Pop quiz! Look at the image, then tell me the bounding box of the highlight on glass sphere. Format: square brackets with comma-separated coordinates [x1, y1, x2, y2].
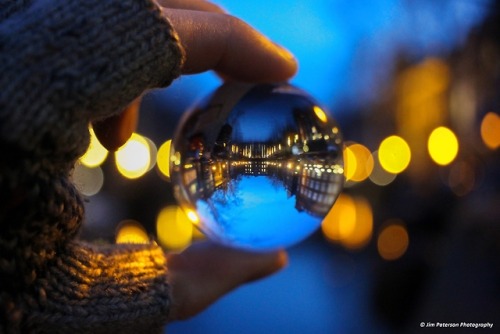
[171, 82, 344, 251]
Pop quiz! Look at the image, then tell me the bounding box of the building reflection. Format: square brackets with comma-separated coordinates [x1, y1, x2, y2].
[182, 157, 343, 217]
[179, 122, 343, 217]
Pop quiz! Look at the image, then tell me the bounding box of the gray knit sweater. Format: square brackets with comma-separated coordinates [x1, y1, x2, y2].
[0, 0, 184, 332]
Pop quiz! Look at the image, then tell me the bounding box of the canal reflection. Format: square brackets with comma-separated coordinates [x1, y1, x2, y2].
[172, 83, 344, 250]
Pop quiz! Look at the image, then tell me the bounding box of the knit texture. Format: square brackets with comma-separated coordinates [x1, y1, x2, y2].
[23, 243, 171, 333]
[0, 0, 184, 332]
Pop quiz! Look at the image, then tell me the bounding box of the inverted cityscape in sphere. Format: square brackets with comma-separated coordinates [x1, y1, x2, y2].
[171, 83, 344, 250]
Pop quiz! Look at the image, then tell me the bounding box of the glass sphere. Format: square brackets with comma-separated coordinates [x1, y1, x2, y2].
[171, 83, 344, 251]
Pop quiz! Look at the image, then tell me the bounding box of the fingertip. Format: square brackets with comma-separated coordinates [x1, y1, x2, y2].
[263, 249, 288, 276]
[167, 9, 298, 83]
[273, 43, 298, 76]
[276, 249, 289, 269]
[243, 248, 288, 281]
[218, 18, 298, 82]
[92, 98, 140, 151]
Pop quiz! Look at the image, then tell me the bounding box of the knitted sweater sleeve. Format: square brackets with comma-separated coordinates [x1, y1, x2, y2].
[26, 243, 171, 333]
[0, 0, 184, 332]
[0, 0, 183, 161]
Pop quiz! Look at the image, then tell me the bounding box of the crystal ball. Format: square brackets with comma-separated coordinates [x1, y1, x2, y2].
[171, 82, 344, 251]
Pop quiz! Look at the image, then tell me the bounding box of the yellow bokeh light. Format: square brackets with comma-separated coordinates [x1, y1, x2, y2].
[115, 133, 151, 179]
[156, 205, 193, 250]
[342, 196, 373, 250]
[313, 106, 328, 123]
[80, 126, 108, 167]
[344, 143, 373, 182]
[369, 151, 397, 186]
[116, 220, 149, 244]
[428, 126, 459, 166]
[157, 140, 172, 178]
[343, 146, 357, 181]
[321, 194, 373, 250]
[322, 194, 356, 241]
[377, 220, 409, 261]
[378, 135, 411, 174]
[480, 112, 500, 149]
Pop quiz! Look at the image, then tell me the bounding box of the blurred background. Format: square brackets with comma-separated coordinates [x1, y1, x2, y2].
[75, 0, 500, 333]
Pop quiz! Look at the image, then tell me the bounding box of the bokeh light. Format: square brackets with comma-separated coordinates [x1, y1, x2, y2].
[480, 112, 500, 149]
[428, 126, 459, 166]
[79, 126, 108, 168]
[321, 193, 373, 250]
[115, 133, 151, 179]
[322, 193, 355, 242]
[343, 145, 357, 181]
[144, 136, 158, 172]
[377, 220, 409, 261]
[368, 151, 397, 186]
[156, 205, 193, 250]
[344, 143, 374, 182]
[378, 135, 411, 174]
[157, 139, 172, 179]
[115, 220, 149, 244]
[72, 162, 104, 196]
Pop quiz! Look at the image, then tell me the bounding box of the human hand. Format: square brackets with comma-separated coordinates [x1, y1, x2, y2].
[157, 0, 297, 81]
[166, 241, 288, 321]
[94, 0, 294, 320]
[94, 0, 297, 151]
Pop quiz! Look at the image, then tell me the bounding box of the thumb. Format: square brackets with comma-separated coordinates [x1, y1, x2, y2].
[92, 97, 141, 151]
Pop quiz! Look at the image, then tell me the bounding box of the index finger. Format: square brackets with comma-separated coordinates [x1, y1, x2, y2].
[162, 8, 298, 82]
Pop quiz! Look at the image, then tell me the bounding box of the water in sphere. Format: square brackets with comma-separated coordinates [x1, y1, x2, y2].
[171, 83, 344, 251]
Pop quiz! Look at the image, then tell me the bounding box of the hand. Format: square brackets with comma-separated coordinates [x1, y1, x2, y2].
[158, 0, 297, 81]
[95, 0, 294, 320]
[166, 241, 288, 321]
[95, 0, 297, 151]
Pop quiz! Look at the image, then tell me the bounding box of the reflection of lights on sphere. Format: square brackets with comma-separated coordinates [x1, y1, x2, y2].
[170, 83, 344, 251]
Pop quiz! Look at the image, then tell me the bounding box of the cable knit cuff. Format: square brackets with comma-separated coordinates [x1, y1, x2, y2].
[23, 242, 170, 333]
